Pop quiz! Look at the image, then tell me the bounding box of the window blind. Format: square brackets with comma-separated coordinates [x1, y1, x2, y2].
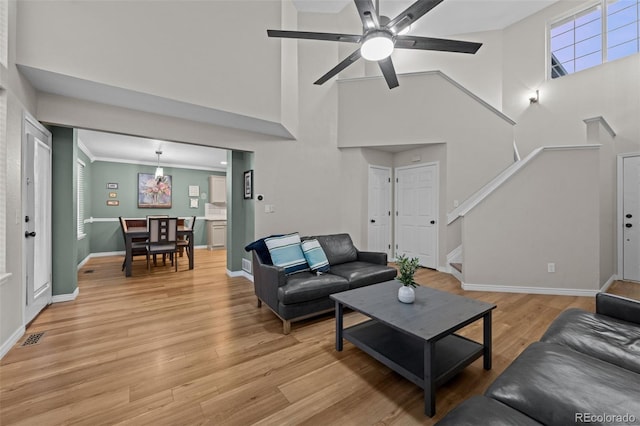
[0, 91, 6, 273]
[77, 159, 86, 239]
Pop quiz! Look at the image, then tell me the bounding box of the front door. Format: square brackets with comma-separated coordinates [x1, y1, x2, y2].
[623, 155, 640, 281]
[368, 166, 392, 257]
[24, 116, 52, 324]
[395, 163, 438, 269]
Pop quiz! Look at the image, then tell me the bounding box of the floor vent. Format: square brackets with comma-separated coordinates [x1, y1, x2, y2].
[21, 332, 45, 347]
[242, 258, 252, 274]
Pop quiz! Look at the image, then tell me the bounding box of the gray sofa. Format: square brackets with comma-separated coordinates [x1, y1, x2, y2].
[436, 292, 640, 425]
[250, 233, 397, 334]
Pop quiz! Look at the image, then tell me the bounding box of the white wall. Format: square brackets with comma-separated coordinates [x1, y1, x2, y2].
[338, 71, 515, 212]
[585, 119, 617, 285]
[1, 0, 39, 356]
[462, 147, 602, 293]
[501, 1, 640, 157]
[16, 0, 284, 123]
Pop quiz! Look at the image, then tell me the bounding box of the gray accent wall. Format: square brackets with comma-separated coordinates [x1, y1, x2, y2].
[84, 161, 224, 254]
[227, 150, 254, 272]
[51, 126, 78, 296]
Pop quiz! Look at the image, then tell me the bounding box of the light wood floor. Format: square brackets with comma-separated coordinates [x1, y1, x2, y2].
[1, 250, 637, 425]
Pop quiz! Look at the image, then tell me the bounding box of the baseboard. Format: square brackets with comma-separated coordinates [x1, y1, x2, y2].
[0, 325, 25, 360]
[52, 287, 80, 303]
[90, 251, 125, 258]
[226, 269, 254, 282]
[449, 267, 463, 283]
[77, 255, 91, 270]
[600, 274, 618, 293]
[461, 282, 601, 297]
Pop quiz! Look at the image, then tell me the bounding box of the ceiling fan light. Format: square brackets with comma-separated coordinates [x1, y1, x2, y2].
[361, 32, 394, 61]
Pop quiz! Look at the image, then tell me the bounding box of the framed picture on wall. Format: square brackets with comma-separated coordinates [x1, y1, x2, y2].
[138, 173, 172, 208]
[244, 170, 253, 199]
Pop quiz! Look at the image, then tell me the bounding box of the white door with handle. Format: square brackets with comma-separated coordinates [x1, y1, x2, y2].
[368, 166, 392, 257]
[24, 116, 52, 324]
[623, 155, 640, 281]
[395, 163, 438, 269]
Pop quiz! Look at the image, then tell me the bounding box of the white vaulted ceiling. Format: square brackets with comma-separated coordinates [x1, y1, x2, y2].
[292, 0, 558, 37]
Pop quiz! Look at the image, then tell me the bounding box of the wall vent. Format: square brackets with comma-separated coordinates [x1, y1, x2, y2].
[242, 258, 252, 274]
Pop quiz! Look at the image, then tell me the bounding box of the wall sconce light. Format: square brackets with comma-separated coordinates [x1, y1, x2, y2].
[529, 90, 540, 104]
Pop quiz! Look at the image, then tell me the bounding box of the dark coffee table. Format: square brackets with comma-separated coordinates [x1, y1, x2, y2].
[330, 280, 496, 417]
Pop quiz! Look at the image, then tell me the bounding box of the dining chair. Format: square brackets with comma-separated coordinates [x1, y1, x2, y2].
[119, 216, 147, 271]
[146, 215, 169, 230]
[147, 217, 179, 272]
[146, 215, 170, 264]
[177, 216, 196, 259]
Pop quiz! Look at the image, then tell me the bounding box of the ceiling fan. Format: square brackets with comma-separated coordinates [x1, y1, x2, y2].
[267, 0, 482, 89]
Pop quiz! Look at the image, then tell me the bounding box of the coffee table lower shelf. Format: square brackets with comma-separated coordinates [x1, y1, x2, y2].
[344, 319, 484, 393]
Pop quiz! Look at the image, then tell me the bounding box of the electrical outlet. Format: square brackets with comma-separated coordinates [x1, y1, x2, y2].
[547, 263, 556, 273]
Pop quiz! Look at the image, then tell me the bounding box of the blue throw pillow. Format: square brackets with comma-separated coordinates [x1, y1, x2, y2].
[301, 239, 330, 273]
[244, 234, 283, 265]
[265, 233, 310, 275]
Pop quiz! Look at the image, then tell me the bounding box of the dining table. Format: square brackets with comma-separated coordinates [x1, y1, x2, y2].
[123, 222, 194, 277]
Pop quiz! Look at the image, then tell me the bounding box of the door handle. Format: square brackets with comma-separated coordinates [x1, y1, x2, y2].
[25, 231, 36, 238]
[625, 223, 633, 228]
[626, 214, 633, 218]
[430, 220, 436, 225]
[370, 219, 376, 223]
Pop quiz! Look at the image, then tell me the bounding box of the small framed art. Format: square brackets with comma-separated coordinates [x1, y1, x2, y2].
[244, 170, 253, 199]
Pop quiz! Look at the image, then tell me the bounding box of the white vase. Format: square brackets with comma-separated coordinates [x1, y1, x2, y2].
[398, 285, 415, 304]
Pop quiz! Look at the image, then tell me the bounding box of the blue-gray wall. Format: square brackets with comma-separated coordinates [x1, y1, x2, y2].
[80, 160, 224, 256]
[52, 126, 78, 296]
[227, 151, 254, 271]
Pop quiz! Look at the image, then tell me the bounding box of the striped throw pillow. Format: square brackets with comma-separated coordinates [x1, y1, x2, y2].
[265, 233, 310, 275]
[301, 239, 330, 273]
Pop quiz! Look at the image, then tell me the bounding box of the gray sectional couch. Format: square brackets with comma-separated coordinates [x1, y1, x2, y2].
[250, 233, 397, 334]
[436, 292, 640, 425]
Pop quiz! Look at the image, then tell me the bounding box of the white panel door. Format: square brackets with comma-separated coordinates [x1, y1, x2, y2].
[368, 166, 392, 257]
[395, 163, 438, 269]
[24, 120, 52, 324]
[623, 156, 640, 281]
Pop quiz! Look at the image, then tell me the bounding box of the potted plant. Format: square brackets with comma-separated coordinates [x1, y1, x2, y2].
[396, 254, 420, 303]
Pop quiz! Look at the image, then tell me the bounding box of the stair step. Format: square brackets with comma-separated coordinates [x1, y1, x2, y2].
[450, 262, 463, 273]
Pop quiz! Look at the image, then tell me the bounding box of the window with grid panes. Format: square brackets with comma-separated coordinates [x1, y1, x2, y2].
[550, 0, 640, 78]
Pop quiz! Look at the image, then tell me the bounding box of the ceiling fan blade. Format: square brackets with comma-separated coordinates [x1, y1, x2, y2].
[386, 0, 444, 34]
[267, 30, 361, 43]
[354, 0, 380, 30]
[378, 57, 399, 89]
[314, 49, 362, 85]
[395, 35, 482, 54]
